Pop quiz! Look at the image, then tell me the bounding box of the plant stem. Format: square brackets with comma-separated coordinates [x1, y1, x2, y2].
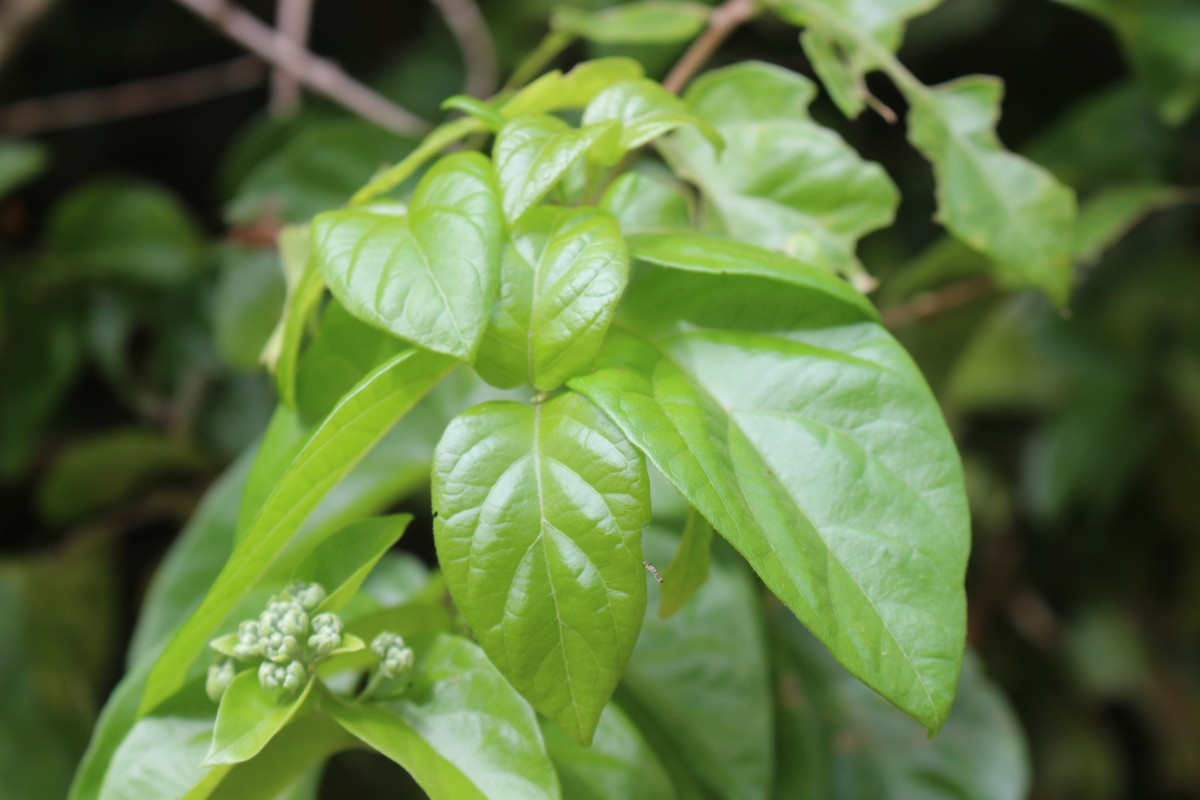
[169, 0, 431, 136]
[881, 276, 994, 329]
[662, 0, 758, 95]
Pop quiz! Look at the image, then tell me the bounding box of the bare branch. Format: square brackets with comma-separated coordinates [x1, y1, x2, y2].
[169, 0, 431, 136]
[0, 57, 265, 136]
[663, 0, 758, 95]
[271, 0, 315, 115]
[429, 0, 498, 98]
[881, 276, 994, 329]
[0, 0, 57, 69]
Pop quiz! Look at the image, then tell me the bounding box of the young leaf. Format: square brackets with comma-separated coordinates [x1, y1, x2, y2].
[600, 172, 693, 234]
[661, 62, 898, 278]
[620, 526, 774, 800]
[493, 115, 619, 223]
[551, 1, 710, 44]
[582, 79, 722, 152]
[432, 393, 651, 744]
[475, 206, 630, 390]
[502, 58, 645, 117]
[142, 348, 455, 713]
[571, 268, 970, 732]
[204, 671, 314, 766]
[262, 224, 325, 410]
[313, 152, 503, 360]
[292, 514, 412, 613]
[905, 76, 1077, 304]
[541, 703, 675, 800]
[322, 634, 561, 800]
[657, 508, 714, 619]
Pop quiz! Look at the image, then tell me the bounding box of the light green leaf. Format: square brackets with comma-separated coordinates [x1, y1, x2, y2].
[46, 179, 208, 286]
[204, 672, 314, 766]
[502, 58, 645, 117]
[314, 152, 504, 360]
[37, 429, 208, 526]
[1053, 0, 1200, 124]
[600, 171, 692, 234]
[905, 76, 1077, 303]
[626, 230, 878, 317]
[262, 225, 325, 410]
[432, 393, 651, 744]
[494, 115, 619, 223]
[293, 514, 412, 613]
[142, 348, 456, 713]
[657, 508, 713, 618]
[551, 1, 710, 43]
[773, 613, 1029, 800]
[582, 78, 722, 151]
[0, 139, 48, 199]
[661, 62, 898, 277]
[349, 116, 485, 207]
[541, 703, 675, 800]
[620, 526, 773, 800]
[207, 714, 355, 800]
[98, 715, 221, 800]
[1072, 182, 1192, 264]
[571, 268, 970, 731]
[475, 206, 629, 391]
[322, 634, 561, 800]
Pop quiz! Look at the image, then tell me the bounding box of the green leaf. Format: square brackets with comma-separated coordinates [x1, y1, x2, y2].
[204, 672, 314, 766]
[620, 526, 773, 800]
[582, 78, 722, 151]
[226, 120, 416, 224]
[661, 62, 898, 278]
[262, 225, 325, 410]
[571, 268, 970, 731]
[314, 152, 503, 360]
[213, 244, 287, 369]
[0, 138, 48, 199]
[541, 703, 675, 800]
[657, 508, 713, 618]
[207, 714, 355, 800]
[98, 715, 222, 800]
[600, 171, 692, 234]
[1053, 0, 1200, 124]
[551, 2, 710, 43]
[905, 76, 1077, 303]
[37, 429, 208, 526]
[1072, 182, 1192, 264]
[322, 634, 561, 800]
[502, 58, 645, 117]
[293, 514, 412, 612]
[772, 614, 1030, 800]
[475, 206, 630, 391]
[493, 115, 619, 223]
[45, 179, 208, 286]
[349, 116, 485, 206]
[432, 392, 651, 744]
[142, 348, 456, 713]
[626, 230, 878, 317]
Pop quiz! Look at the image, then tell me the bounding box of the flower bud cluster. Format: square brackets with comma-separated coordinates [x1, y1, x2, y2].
[207, 581, 345, 700]
[371, 632, 415, 681]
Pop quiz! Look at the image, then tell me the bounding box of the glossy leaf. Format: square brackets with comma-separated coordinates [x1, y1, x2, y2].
[551, 2, 710, 44]
[204, 671, 314, 766]
[620, 526, 774, 800]
[582, 78, 721, 151]
[314, 152, 503, 360]
[322, 634, 561, 800]
[657, 508, 713, 618]
[293, 514, 412, 612]
[572, 268, 970, 731]
[475, 206, 629, 390]
[502, 58, 644, 117]
[600, 171, 692, 234]
[432, 393, 651, 744]
[662, 62, 898, 277]
[541, 703, 675, 800]
[142, 348, 455, 712]
[905, 76, 1077, 303]
[493, 115, 618, 223]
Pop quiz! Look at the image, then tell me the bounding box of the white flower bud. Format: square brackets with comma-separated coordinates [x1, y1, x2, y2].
[232, 620, 263, 660]
[282, 660, 307, 692]
[371, 632, 414, 681]
[206, 659, 238, 701]
[307, 612, 344, 657]
[285, 581, 327, 611]
[259, 661, 283, 690]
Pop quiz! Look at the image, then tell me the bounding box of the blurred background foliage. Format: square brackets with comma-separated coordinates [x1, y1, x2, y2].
[1, 0, 1197, 798]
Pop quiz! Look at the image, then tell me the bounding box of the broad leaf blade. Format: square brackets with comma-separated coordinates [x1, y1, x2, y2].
[204, 672, 314, 766]
[322, 634, 561, 800]
[293, 514, 412, 612]
[502, 58, 645, 117]
[600, 172, 693, 234]
[541, 703, 675, 800]
[475, 207, 630, 391]
[657, 508, 714, 619]
[572, 268, 970, 731]
[551, 2, 710, 44]
[432, 393, 651, 744]
[314, 152, 503, 360]
[583, 79, 721, 151]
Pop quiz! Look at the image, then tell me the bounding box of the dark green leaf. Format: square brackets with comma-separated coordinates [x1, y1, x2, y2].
[432, 392, 651, 744]
[213, 244, 287, 369]
[541, 703, 675, 800]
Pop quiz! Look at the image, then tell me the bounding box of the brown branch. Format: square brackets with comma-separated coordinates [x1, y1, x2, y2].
[169, 0, 431, 136]
[0, 57, 265, 136]
[881, 276, 994, 329]
[270, 0, 315, 115]
[429, 0, 498, 99]
[662, 0, 758, 95]
[0, 0, 57, 68]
